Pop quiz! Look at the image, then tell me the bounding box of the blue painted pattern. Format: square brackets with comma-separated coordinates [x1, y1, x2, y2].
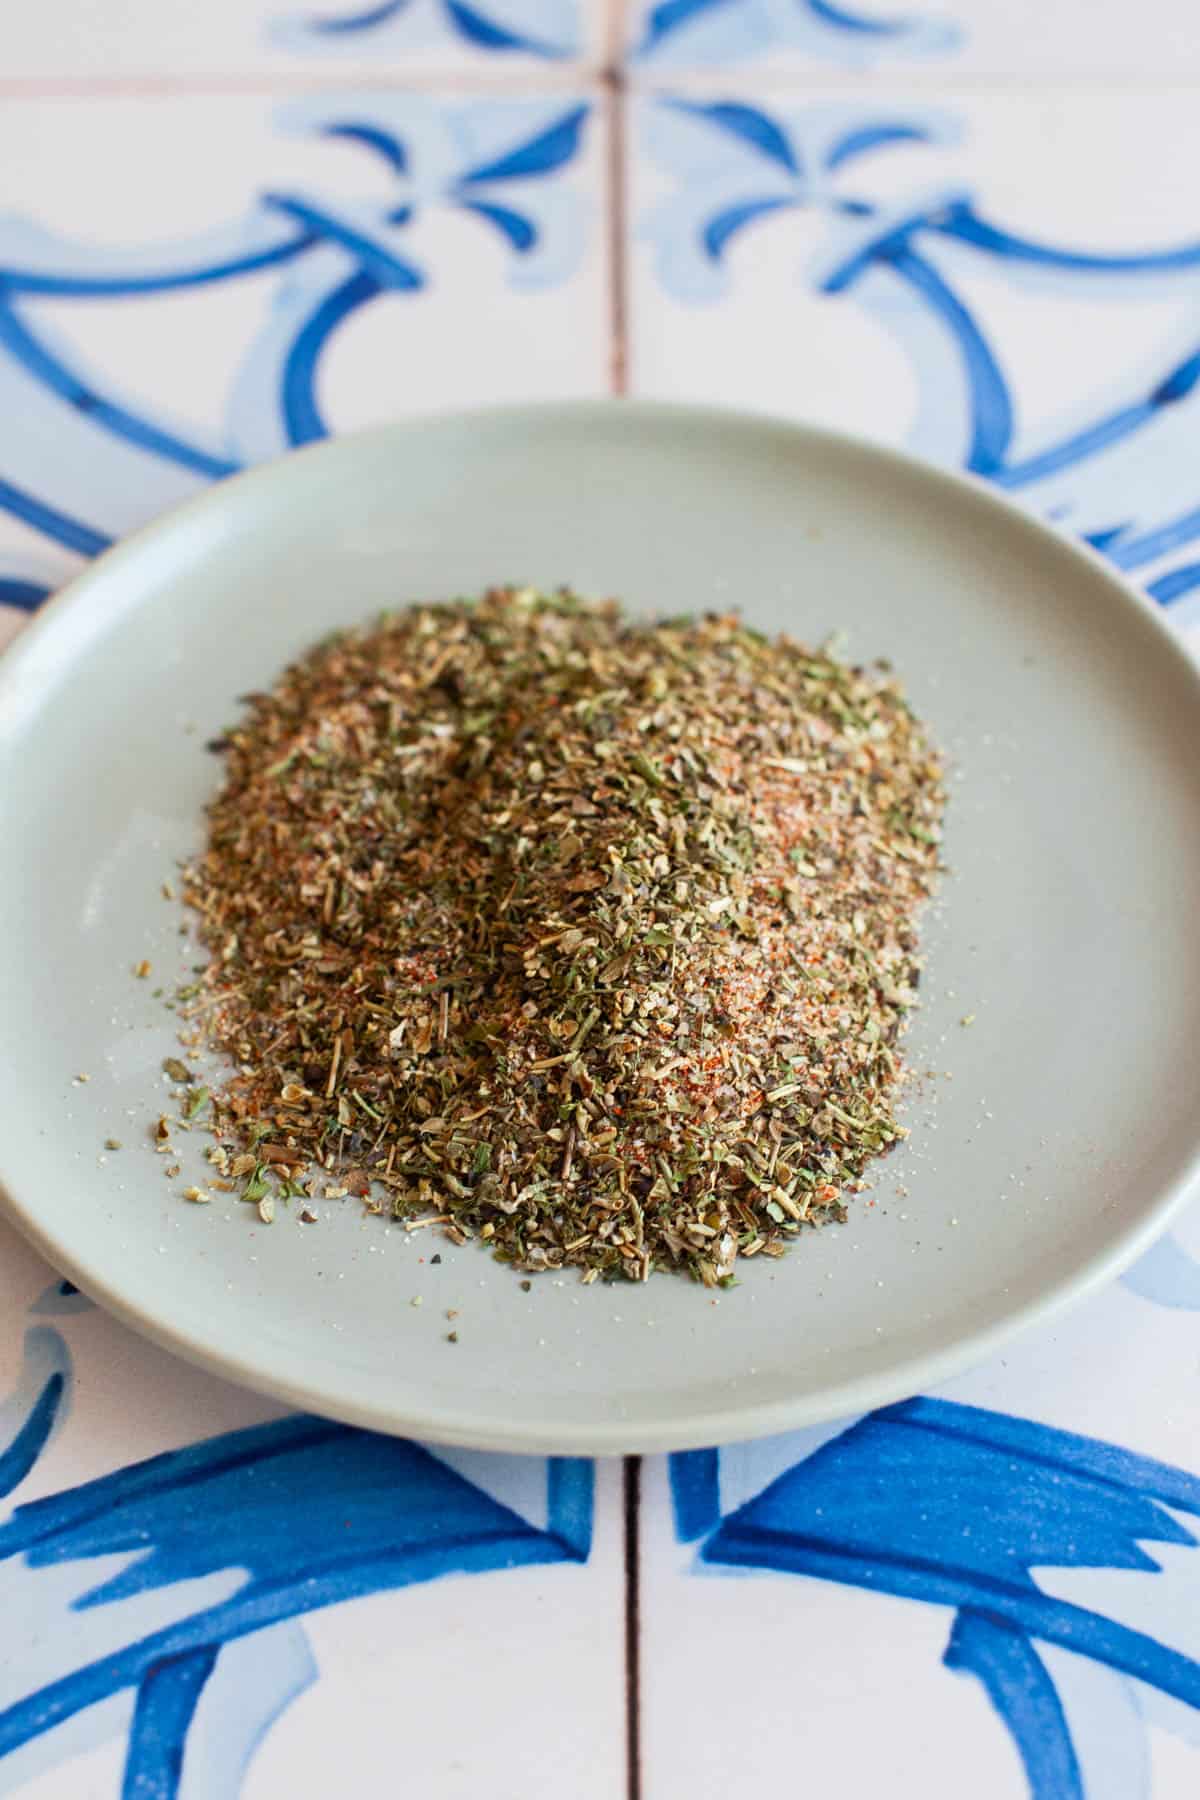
[270, 0, 581, 59]
[631, 0, 960, 65]
[639, 95, 1200, 613]
[672, 1398, 1200, 1798]
[0, 1310, 592, 1794]
[0, 93, 591, 584]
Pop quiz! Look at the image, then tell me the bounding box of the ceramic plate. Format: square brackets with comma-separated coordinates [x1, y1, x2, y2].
[3, 402, 1200, 1454]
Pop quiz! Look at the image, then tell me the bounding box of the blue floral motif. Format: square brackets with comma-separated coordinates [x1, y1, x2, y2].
[640, 95, 1200, 610]
[0, 1311, 592, 1795]
[270, 0, 580, 60]
[631, 0, 960, 67]
[639, 97, 962, 301]
[672, 1398, 1200, 1799]
[0, 94, 591, 584]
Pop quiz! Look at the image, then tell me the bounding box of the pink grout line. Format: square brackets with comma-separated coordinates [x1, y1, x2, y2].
[604, 0, 630, 397]
[611, 26, 640, 1798]
[0, 67, 607, 101]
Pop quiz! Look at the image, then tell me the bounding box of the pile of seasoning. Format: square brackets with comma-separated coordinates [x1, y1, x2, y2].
[176, 587, 944, 1285]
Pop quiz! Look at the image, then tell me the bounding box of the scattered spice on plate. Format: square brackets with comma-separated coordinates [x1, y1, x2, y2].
[176, 588, 944, 1285]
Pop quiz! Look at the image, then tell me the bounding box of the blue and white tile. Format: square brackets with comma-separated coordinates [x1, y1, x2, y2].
[629, 85, 1200, 638]
[626, 0, 962, 74]
[908, 0, 1200, 79]
[0, 615, 23, 653]
[0, 88, 608, 606]
[0, 1223, 624, 1799]
[2, 0, 598, 82]
[624, 0, 1200, 77]
[641, 1238, 1200, 1798]
[17, 0, 1199, 81]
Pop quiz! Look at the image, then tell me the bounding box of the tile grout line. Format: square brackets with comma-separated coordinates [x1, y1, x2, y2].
[622, 1453, 643, 1800]
[603, 0, 630, 397]
[6, 69, 1200, 98]
[607, 18, 640, 1797]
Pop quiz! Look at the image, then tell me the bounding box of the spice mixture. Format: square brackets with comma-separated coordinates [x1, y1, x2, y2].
[175, 588, 944, 1285]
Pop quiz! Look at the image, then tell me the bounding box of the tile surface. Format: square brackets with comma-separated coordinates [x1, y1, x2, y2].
[3, 0, 600, 81]
[624, 0, 1200, 76]
[0, 87, 609, 598]
[2, 2, 1200, 1795]
[629, 85, 1200, 624]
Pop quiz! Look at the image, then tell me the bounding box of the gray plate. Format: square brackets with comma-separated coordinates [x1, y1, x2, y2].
[3, 402, 1200, 1454]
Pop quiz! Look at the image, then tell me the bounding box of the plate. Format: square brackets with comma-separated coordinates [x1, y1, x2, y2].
[3, 401, 1200, 1455]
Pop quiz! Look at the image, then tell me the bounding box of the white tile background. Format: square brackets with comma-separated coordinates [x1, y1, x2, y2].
[2, 3, 1200, 1796]
[0, 0, 604, 81]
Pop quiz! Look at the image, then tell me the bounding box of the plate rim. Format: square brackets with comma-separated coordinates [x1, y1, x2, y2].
[3, 396, 1200, 1455]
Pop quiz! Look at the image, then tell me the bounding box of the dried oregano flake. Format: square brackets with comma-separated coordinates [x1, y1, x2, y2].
[176, 588, 944, 1285]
